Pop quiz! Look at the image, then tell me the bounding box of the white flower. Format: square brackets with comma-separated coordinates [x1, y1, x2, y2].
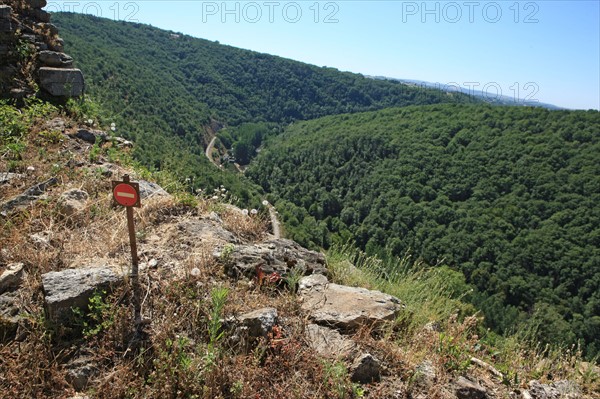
[250, 209, 258, 215]
[110, 126, 116, 132]
[110, 122, 116, 128]
[221, 193, 226, 197]
[242, 209, 249, 216]
[262, 200, 269, 206]
[212, 195, 218, 200]
[87, 119, 93, 125]
[221, 187, 226, 192]
[190, 267, 200, 277]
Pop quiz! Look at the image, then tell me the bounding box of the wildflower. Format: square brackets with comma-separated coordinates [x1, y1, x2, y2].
[242, 209, 249, 216]
[262, 200, 269, 206]
[87, 119, 93, 125]
[212, 195, 218, 200]
[250, 209, 258, 215]
[190, 267, 200, 277]
[110, 126, 116, 132]
[221, 187, 226, 192]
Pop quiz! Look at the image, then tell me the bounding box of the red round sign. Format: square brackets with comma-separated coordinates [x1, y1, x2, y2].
[113, 183, 139, 207]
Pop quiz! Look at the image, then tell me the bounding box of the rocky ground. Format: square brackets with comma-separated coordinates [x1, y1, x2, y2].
[1, 112, 598, 398]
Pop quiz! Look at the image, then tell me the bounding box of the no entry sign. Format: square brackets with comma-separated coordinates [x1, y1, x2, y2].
[111, 174, 143, 331]
[112, 179, 141, 207]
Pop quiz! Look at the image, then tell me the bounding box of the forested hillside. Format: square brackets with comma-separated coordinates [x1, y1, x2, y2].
[247, 104, 600, 358]
[52, 13, 475, 193]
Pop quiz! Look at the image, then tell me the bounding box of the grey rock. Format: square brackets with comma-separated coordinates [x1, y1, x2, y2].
[41, 265, 122, 323]
[0, 263, 25, 294]
[178, 220, 237, 245]
[0, 5, 11, 18]
[0, 290, 25, 342]
[298, 274, 328, 293]
[300, 282, 402, 331]
[74, 128, 106, 144]
[0, 6, 12, 32]
[350, 353, 381, 384]
[38, 50, 73, 67]
[551, 380, 581, 398]
[58, 189, 89, 217]
[524, 380, 562, 399]
[138, 180, 170, 199]
[0, 172, 23, 184]
[455, 376, 487, 399]
[66, 356, 96, 391]
[305, 323, 356, 359]
[0, 177, 58, 213]
[39, 67, 84, 97]
[221, 238, 327, 279]
[237, 307, 278, 337]
[29, 0, 48, 9]
[21, 33, 37, 43]
[412, 360, 437, 391]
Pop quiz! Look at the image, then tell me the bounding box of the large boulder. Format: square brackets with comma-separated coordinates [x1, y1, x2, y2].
[299, 276, 403, 331]
[39, 67, 84, 97]
[220, 238, 327, 279]
[41, 265, 123, 323]
[38, 51, 73, 68]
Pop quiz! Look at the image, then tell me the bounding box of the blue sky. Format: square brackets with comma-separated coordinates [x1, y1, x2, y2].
[47, 1, 600, 110]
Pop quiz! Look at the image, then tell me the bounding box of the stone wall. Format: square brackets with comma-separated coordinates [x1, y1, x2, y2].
[0, 0, 84, 100]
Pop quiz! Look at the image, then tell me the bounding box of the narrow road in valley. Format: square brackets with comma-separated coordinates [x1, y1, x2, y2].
[205, 136, 218, 167]
[268, 205, 281, 239]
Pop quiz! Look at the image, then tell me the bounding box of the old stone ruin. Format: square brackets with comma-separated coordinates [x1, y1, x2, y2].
[0, 0, 84, 100]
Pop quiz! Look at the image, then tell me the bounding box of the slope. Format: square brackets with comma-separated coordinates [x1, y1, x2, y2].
[247, 103, 600, 358]
[51, 13, 477, 191]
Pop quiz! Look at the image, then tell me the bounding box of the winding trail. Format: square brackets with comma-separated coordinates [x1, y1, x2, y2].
[268, 205, 281, 239]
[205, 136, 218, 167]
[204, 136, 281, 238]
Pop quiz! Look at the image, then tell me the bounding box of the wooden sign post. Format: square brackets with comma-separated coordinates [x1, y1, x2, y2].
[112, 174, 142, 329]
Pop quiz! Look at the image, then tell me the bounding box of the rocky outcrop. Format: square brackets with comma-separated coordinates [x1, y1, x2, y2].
[41, 265, 123, 323]
[454, 376, 487, 399]
[39, 67, 84, 97]
[0, 177, 58, 214]
[220, 238, 327, 279]
[1, 0, 84, 100]
[299, 275, 403, 331]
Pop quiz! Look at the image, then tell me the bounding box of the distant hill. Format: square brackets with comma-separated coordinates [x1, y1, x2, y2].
[247, 103, 600, 358]
[52, 12, 477, 186]
[369, 76, 564, 110]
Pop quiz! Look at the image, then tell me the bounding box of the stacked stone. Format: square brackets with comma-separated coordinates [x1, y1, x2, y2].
[0, 5, 14, 58]
[23, 0, 85, 97]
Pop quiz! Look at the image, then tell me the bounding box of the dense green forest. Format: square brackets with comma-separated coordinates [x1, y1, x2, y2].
[52, 13, 475, 194]
[247, 104, 600, 358]
[51, 13, 600, 358]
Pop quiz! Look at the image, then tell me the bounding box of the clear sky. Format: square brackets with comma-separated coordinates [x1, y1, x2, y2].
[47, 0, 600, 110]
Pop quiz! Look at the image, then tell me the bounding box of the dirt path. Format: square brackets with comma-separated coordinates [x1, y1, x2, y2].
[268, 205, 281, 239]
[205, 136, 218, 167]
